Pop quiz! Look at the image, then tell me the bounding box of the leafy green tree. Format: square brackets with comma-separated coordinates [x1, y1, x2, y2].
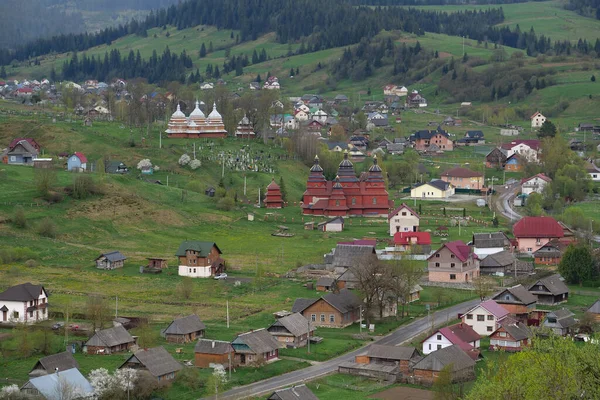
[279, 177, 287, 202]
[13, 206, 27, 229]
[537, 119, 557, 138]
[524, 192, 544, 216]
[559, 244, 595, 286]
[433, 364, 460, 400]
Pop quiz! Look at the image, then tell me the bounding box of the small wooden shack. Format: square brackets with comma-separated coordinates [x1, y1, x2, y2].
[95, 251, 127, 270]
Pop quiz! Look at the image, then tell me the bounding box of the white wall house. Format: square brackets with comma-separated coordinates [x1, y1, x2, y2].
[0, 283, 48, 324]
[531, 112, 546, 128]
[422, 323, 480, 355]
[507, 143, 540, 163]
[521, 173, 552, 195]
[312, 110, 328, 124]
[294, 110, 309, 122]
[461, 300, 510, 336]
[178, 265, 213, 278]
[388, 203, 420, 236]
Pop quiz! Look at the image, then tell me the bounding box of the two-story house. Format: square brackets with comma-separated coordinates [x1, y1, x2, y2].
[388, 203, 420, 236]
[0, 283, 48, 324]
[176, 241, 225, 278]
[427, 241, 480, 283]
[492, 285, 537, 323]
[501, 140, 541, 163]
[292, 289, 361, 328]
[440, 167, 483, 190]
[513, 216, 564, 254]
[410, 129, 453, 152]
[521, 173, 552, 195]
[528, 274, 569, 305]
[530, 112, 546, 128]
[267, 312, 315, 348]
[489, 322, 532, 352]
[422, 322, 480, 357]
[461, 300, 510, 336]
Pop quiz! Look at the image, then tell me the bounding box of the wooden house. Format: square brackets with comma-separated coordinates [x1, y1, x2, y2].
[119, 346, 182, 382]
[587, 300, 600, 322]
[318, 216, 344, 232]
[231, 329, 280, 366]
[411, 345, 475, 385]
[355, 345, 420, 374]
[83, 325, 136, 354]
[492, 285, 537, 323]
[267, 312, 314, 348]
[479, 250, 517, 275]
[67, 152, 87, 172]
[176, 241, 224, 278]
[95, 251, 126, 270]
[4, 138, 40, 165]
[316, 277, 335, 292]
[147, 258, 168, 270]
[533, 240, 565, 265]
[542, 309, 576, 336]
[504, 154, 523, 172]
[528, 274, 569, 305]
[195, 339, 235, 368]
[292, 289, 362, 328]
[21, 368, 94, 399]
[267, 384, 318, 400]
[489, 322, 532, 352]
[485, 147, 508, 168]
[163, 314, 206, 343]
[29, 352, 79, 377]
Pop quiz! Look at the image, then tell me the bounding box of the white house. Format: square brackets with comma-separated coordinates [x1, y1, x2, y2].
[585, 163, 600, 182]
[294, 110, 309, 122]
[0, 283, 48, 324]
[318, 216, 344, 232]
[530, 112, 546, 128]
[461, 300, 510, 336]
[388, 203, 420, 236]
[200, 83, 214, 90]
[296, 104, 310, 113]
[472, 232, 510, 257]
[312, 109, 328, 124]
[502, 140, 541, 163]
[411, 180, 455, 199]
[422, 323, 480, 355]
[521, 173, 552, 195]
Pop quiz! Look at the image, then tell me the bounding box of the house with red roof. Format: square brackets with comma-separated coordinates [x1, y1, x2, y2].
[460, 300, 510, 336]
[513, 216, 563, 254]
[501, 140, 541, 163]
[388, 203, 419, 236]
[521, 173, 552, 195]
[422, 322, 480, 359]
[440, 167, 483, 190]
[393, 232, 431, 254]
[67, 152, 87, 172]
[15, 87, 33, 97]
[427, 241, 480, 283]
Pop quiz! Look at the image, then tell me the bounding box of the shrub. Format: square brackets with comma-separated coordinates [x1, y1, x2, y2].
[13, 206, 27, 228]
[72, 175, 95, 199]
[217, 196, 235, 211]
[43, 191, 64, 203]
[189, 159, 201, 170]
[178, 154, 191, 166]
[24, 259, 37, 268]
[37, 218, 57, 238]
[186, 181, 204, 193]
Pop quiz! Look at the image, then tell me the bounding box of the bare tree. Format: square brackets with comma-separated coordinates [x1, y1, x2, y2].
[86, 295, 111, 331]
[390, 257, 424, 318]
[472, 275, 496, 300]
[177, 277, 194, 300]
[54, 375, 83, 400]
[351, 256, 391, 324]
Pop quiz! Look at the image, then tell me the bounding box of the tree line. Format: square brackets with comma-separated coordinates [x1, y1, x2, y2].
[564, 0, 600, 19]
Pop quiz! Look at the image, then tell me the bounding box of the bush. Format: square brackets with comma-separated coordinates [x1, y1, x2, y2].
[186, 181, 204, 193]
[24, 259, 37, 268]
[176, 368, 204, 390]
[43, 191, 64, 203]
[0, 247, 35, 264]
[13, 206, 27, 228]
[217, 196, 235, 211]
[72, 175, 96, 199]
[37, 218, 57, 238]
[189, 159, 201, 170]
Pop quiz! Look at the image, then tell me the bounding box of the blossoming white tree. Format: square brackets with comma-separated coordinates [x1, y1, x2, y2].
[189, 159, 201, 170]
[89, 367, 138, 399]
[179, 154, 191, 166]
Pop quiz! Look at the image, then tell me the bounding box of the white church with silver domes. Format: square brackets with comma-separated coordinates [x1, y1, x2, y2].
[165, 101, 228, 138]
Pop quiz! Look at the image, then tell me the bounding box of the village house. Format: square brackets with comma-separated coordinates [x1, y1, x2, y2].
[95, 251, 126, 270]
[528, 274, 569, 305]
[105, 161, 129, 174]
[504, 154, 524, 172]
[267, 384, 319, 400]
[410, 129, 453, 152]
[440, 167, 483, 190]
[585, 162, 600, 182]
[489, 322, 532, 352]
[521, 173, 552, 195]
[501, 140, 541, 163]
[355, 345, 420, 375]
[264, 178, 284, 208]
[176, 241, 225, 278]
[461, 300, 510, 336]
[533, 240, 565, 265]
[29, 352, 79, 377]
[267, 312, 314, 348]
[427, 241, 480, 283]
[292, 289, 362, 328]
[479, 250, 518, 275]
[388, 203, 420, 236]
[119, 347, 182, 382]
[318, 216, 344, 232]
[2, 138, 40, 165]
[485, 147, 508, 169]
[586, 300, 600, 322]
[422, 323, 480, 358]
[542, 309, 576, 336]
[325, 243, 378, 272]
[21, 368, 94, 399]
[0, 283, 48, 324]
[456, 131, 485, 146]
[163, 314, 206, 343]
[513, 216, 564, 254]
[411, 345, 476, 385]
[231, 328, 280, 366]
[195, 339, 235, 368]
[383, 85, 408, 97]
[472, 232, 510, 257]
[147, 257, 168, 270]
[530, 111, 546, 128]
[83, 325, 136, 354]
[67, 152, 87, 172]
[393, 232, 432, 254]
[315, 277, 335, 292]
[411, 179, 455, 199]
[492, 285, 537, 323]
[406, 90, 427, 107]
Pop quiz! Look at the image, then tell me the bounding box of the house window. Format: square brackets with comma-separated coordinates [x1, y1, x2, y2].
[505, 295, 510, 300]
[437, 345, 442, 350]
[29, 311, 33, 318]
[352, 198, 356, 205]
[450, 254, 455, 259]
[450, 274, 456, 280]
[536, 238, 541, 245]
[336, 200, 340, 206]
[435, 263, 440, 267]
[487, 315, 494, 321]
[450, 263, 455, 268]
[527, 248, 532, 252]
[467, 314, 473, 320]
[10, 156, 16, 162]
[320, 314, 325, 322]
[499, 332, 507, 337]
[477, 315, 485, 322]
[193, 268, 196, 273]
[428, 344, 431, 350]
[13, 311, 19, 319]
[436, 254, 440, 258]
[372, 198, 377, 205]
[437, 334, 442, 340]
[487, 326, 493, 332]
[329, 314, 335, 323]
[402, 212, 407, 216]
[311, 314, 316, 322]
[539, 285, 543, 291]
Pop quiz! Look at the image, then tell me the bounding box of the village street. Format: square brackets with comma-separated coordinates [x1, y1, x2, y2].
[206, 298, 480, 400]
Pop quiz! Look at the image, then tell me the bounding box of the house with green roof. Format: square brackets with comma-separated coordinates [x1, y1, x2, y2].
[176, 241, 224, 278]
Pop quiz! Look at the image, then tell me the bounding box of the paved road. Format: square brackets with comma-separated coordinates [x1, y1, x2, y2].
[492, 182, 522, 221]
[206, 298, 480, 400]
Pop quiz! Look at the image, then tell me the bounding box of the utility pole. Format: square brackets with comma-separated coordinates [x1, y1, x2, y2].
[244, 175, 247, 196]
[221, 152, 225, 178]
[193, 142, 196, 159]
[226, 300, 229, 328]
[115, 296, 118, 319]
[359, 305, 363, 335]
[258, 188, 261, 207]
[307, 319, 311, 354]
[462, 36, 465, 56]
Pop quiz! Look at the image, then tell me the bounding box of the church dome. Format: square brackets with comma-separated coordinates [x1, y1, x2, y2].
[310, 155, 323, 172]
[171, 104, 186, 118]
[338, 150, 353, 168]
[207, 102, 222, 120]
[369, 155, 382, 172]
[189, 100, 205, 119]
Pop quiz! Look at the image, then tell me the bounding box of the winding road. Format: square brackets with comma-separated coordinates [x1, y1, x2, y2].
[205, 298, 480, 400]
[492, 181, 522, 221]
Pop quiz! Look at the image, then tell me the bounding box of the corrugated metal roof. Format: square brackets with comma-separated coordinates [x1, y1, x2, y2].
[24, 368, 94, 399]
[175, 241, 221, 257]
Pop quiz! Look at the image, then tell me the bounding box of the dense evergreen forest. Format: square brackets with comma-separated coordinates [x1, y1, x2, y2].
[342, 0, 533, 4]
[565, 0, 600, 19]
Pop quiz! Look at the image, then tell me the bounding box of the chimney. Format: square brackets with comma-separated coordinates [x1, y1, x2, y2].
[212, 341, 215, 349]
[55, 367, 59, 375]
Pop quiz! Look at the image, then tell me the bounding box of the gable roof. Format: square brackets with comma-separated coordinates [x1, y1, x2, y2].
[412, 345, 475, 372]
[24, 368, 94, 399]
[85, 325, 134, 348]
[268, 312, 313, 337]
[513, 217, 563, 238]
[164, 315, 206, 335]
[529, 274, 569, 296]
[545, 309, 576, 328]
[8, 138, 39, 150]
[7, 139, 38, 156]
[388, 203, 420, 220]
[291, 298, 318, 313]
[465, 130, 484, 138]
[233, 328, 279, 354]
[122, 347, 182, 378]
[72, 152, 87, 163]
[366, 345, 419, 361]
[0, 283, 46, 302]
[96, 251, 126, 262]
[195, 339, 234, 355]
[394, 231, 431, 246]
[331, 244, 377, 268]
[175, 241, 222, 257]
[30, 352, 79, 376]
[480, 250, 515, 268]
[465, 300, 509, 319]
[322, 289, 362, 314]
[440, 167, 482, 178]
[431, 240, 473, 262]
[318, 216, 344, 227]
[439, 323, 480, 345]
[493, 285, 537, 306]
[498, 322, 532, 341]
[501, 139, 541, 151]
[472, 232, 509, 249]
[428, 179, 452, 191]
[268, 384, 319, 400]
[521, 173, 552, 185]
[587, 299, 600, 314]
